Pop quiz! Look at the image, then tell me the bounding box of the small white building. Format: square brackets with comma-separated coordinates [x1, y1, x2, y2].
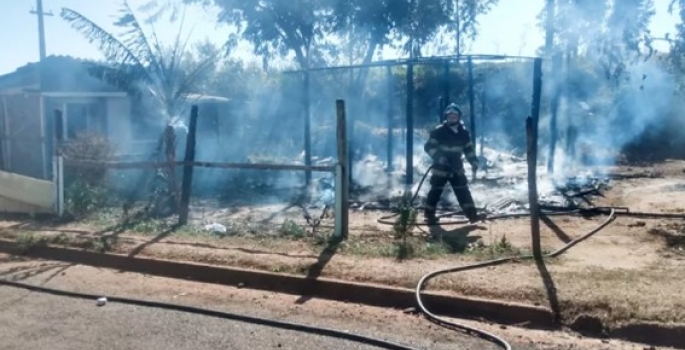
[0, 55, 233, 214]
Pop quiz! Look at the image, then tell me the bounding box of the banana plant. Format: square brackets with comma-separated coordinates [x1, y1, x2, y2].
[60, 0, 228, 128]
[60, 0, 229, 216]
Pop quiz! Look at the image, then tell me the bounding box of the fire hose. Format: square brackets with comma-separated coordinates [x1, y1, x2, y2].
[376, 164, 685, 350]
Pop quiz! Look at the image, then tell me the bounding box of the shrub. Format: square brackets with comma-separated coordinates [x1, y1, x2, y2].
[60, 132, 117, 218]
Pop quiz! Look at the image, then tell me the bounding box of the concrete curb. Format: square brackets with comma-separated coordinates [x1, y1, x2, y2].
[0, 240, 683, 349]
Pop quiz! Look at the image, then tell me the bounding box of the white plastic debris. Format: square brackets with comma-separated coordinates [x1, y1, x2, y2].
[204, 223, 227, 234]
[96, 297, 107, 307]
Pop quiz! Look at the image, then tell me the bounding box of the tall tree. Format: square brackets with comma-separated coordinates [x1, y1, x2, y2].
[161, 0, 498, 68]
[668, 0, 685, 71]
[539, 0, 654, 76]
[449, 0, 500, 56]
[198, 0, 336, 70]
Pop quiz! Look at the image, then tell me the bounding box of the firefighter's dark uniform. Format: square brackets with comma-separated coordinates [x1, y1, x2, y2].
[423, 120, 479, 223]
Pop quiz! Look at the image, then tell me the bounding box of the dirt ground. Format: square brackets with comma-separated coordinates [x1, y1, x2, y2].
[0, 160, 684, 334]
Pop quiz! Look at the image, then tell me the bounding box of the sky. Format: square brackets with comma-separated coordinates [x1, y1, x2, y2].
[0, 0, 680, 76]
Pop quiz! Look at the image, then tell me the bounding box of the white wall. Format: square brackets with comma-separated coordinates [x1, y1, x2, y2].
[106, 97, 131, 139]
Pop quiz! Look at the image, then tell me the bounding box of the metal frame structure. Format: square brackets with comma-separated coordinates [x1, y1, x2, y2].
[286, 54, 543, 186]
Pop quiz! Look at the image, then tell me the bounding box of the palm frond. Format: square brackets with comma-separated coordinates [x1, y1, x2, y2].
[166, 6, 194, 106]
[117, 1, 164, 79]
[60, 7, 149, 84]
[86, 63, 148, 99]
[164, 6, 211, 120]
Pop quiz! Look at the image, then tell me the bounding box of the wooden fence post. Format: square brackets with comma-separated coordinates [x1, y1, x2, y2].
[335, 100, 349, 240]
[528, 57, 543, 260]
[178, 105, 199, 226]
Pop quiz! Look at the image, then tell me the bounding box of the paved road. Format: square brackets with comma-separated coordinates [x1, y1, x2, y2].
[0, 285, 404, 350]
[0, 254, 656, 350]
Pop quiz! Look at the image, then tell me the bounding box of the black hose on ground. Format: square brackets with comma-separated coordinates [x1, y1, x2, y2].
[414, 210, 617, 350]
[376, 165, 685, 350]
[0, 278, 421, 350]
[416, 211, 616, 350]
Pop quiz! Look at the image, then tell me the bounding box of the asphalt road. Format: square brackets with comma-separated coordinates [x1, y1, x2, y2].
[0, 285, 397, 350]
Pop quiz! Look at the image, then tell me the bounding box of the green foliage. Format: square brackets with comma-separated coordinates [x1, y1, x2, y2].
[463, 234, 521, 260]
[280, 219, 306, 239]
[206, 0, 336, 69]
[60, 133, 118, 219]
[392, 193, 418, 260]
[15, 232, 70, 254]
[172, 0, 498, 69]
[65, 179, 112, 219]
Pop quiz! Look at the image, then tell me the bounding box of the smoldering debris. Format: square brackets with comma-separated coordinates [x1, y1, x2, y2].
[176, 133, 621, 229]
[342, 145, 614, 216]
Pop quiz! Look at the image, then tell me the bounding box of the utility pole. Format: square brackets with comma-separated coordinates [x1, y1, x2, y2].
[30, 0, 53, 61]
[30, 0, 53, 89]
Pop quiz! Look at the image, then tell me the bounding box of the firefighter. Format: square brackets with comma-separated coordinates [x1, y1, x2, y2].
[423, 103, 481, 224]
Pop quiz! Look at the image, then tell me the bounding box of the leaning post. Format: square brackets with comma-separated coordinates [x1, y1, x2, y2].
[335, 100, 349, 240]
[178, 105, 199, 226]
[528, 58, 544, 260]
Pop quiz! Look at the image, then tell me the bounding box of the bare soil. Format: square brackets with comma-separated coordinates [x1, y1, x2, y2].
[1, 160, 685, 332]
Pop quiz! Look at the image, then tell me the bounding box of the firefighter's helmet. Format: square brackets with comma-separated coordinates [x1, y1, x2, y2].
[443, 103, 462, 116]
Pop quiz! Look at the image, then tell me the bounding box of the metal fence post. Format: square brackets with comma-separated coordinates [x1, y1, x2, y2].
[53, 109, 64, 217]
[405, 63, 414, 186]
[335, 100, 349, 240]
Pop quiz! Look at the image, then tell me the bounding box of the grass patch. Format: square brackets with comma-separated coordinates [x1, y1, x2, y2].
[325, 234, 524, 261]
[335, 237, 453, 259]
[279, 219, 306, 239]
[16, 232, 70, 254]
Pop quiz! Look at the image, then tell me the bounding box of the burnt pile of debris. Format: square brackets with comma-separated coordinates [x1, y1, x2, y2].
[336, 146, 618, 217]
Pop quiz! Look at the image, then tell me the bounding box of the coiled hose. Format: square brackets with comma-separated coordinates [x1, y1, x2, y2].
[377, 165, 685, 350]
